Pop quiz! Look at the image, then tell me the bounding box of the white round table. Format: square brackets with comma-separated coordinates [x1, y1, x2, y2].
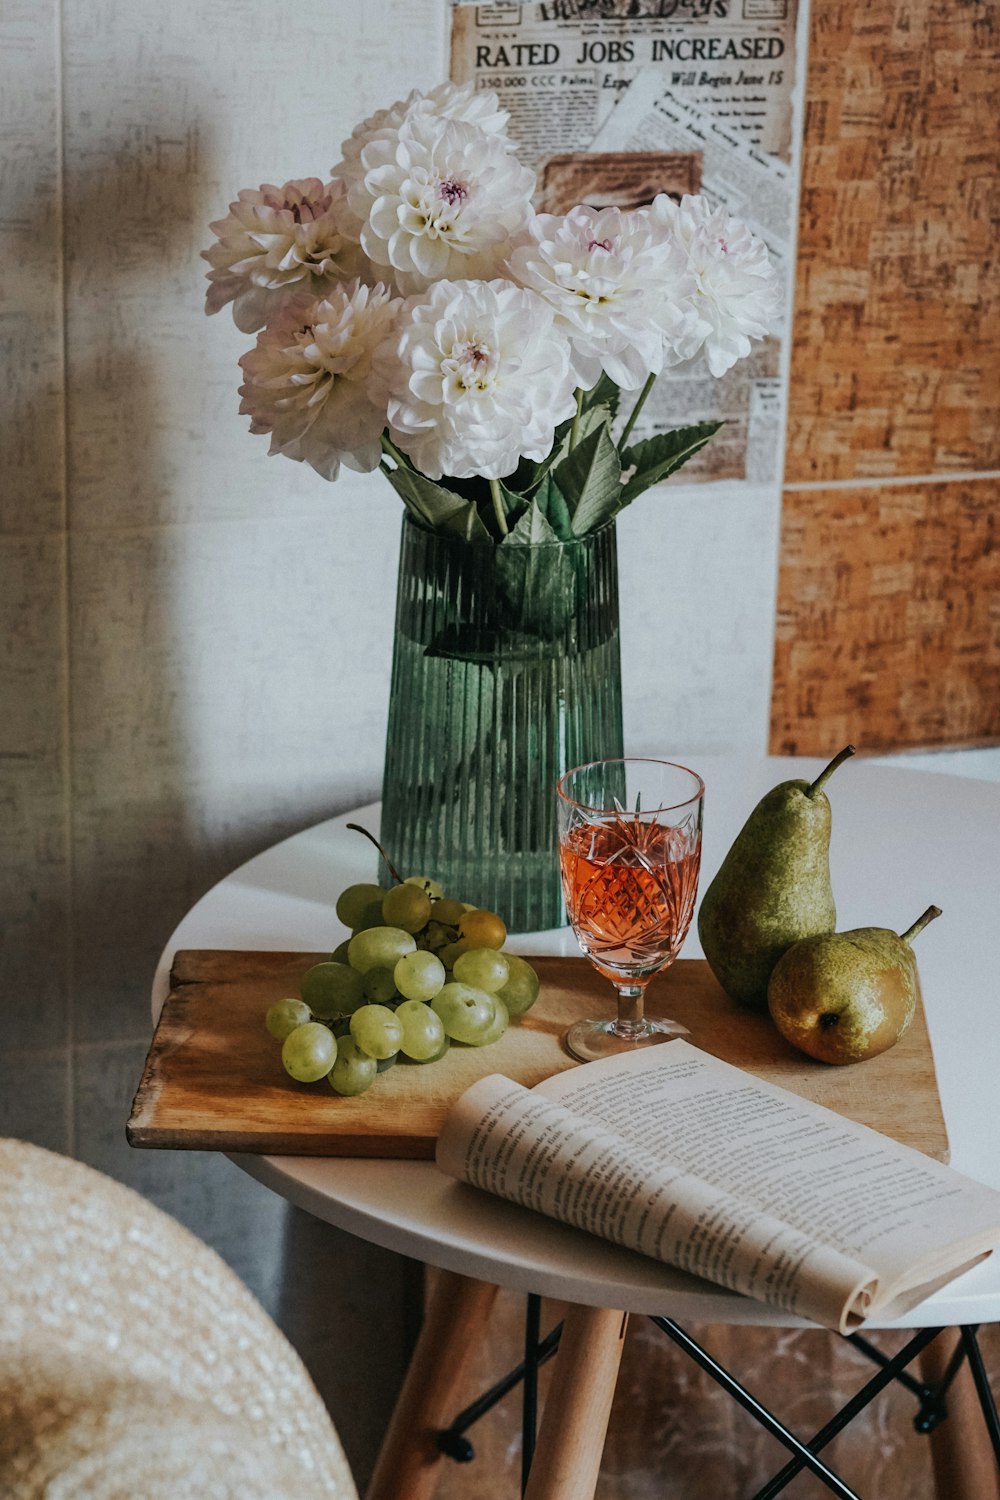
[153, 754, 1000, 1329]
[153, 754, 1000, 1500]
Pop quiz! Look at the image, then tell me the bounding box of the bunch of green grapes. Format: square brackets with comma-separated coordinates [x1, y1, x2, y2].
[265, 873, 541, 1098]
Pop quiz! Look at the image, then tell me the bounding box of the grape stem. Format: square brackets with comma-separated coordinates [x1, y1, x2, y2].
[346, 823, 403, 885]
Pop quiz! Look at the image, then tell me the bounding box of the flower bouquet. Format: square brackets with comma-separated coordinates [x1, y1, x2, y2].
[204, 80, 779, 928]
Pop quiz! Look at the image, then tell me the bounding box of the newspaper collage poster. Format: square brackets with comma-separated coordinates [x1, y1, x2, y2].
[450, 0, 799, 482]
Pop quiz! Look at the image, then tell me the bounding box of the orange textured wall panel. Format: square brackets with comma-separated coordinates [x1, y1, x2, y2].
[771, 480, 1000, 755]
[785, 0, 999, 482]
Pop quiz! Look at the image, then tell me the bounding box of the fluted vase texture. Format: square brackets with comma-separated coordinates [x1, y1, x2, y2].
[379, 515, 624, 931]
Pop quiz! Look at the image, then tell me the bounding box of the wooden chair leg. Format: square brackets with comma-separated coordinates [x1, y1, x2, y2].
[365, 1269, 499, 1500]
[920, 1329, 1000, 1500]
[523, 1305, 629, 1500]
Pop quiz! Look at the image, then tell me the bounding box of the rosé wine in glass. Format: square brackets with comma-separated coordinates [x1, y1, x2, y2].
[557, 759, 704, 1062]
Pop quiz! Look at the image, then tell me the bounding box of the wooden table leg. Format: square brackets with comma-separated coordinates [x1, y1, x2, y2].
[365, 1269, 499, 1500]
[523, 1305, 629, 1500]
[920, 1329, 1000, 1500]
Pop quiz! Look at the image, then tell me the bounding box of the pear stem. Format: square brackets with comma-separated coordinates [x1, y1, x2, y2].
[807, 744, 856, 798]
[901, 905, 942, 944]
[345, 823, 403, 885]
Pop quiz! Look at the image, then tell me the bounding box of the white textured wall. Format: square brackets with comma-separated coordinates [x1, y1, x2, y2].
[2, 3, 452, 1477]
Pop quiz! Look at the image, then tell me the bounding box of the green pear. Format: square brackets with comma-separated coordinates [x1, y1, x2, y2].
[697, 746, 855, 1009]
[767, 906, 942, 1064]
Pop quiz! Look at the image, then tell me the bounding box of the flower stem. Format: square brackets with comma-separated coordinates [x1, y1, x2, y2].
[380, 433, 409, 468]
[619, 371, 657, 450]
[569, 387, 584, 450]
[489, 477, 509, 538]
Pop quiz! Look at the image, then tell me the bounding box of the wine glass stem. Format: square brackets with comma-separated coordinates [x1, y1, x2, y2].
[612, 984, 647, 1039]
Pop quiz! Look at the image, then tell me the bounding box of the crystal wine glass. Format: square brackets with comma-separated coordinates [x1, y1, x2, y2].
[556, 758, 704, 1063]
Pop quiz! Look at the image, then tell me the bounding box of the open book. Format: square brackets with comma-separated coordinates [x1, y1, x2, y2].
[436, 1041, 1000, 1333]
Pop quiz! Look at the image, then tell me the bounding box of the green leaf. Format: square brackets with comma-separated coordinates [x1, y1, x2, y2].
[504, 497, 560, 548]
[495, 498, 578, 637]
[439, 499, 493, 547]
[509, 401, 613, 499]
[493, 479, 530, 536]
[618, 421, 724, 505]
[532, 473, 574, 542]
[553, 421, 623, 537]
[382, 466, 491, 546]
[580, 373, 621, 421]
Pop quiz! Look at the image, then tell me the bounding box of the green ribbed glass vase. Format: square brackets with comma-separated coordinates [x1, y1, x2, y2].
[379, 515, 624, 932]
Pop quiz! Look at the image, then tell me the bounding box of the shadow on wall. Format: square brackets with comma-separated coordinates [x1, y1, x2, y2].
[25, 102, 412, 1481]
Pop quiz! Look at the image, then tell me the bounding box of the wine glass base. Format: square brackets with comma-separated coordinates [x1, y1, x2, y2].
[564, 1016, 690, 1064]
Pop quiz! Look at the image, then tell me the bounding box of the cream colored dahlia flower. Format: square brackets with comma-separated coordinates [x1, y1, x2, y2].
[238, 281, 399, 480]
[332, 79, 511, 184]
[651, 194, 781, 376]
[342, 113, 535, 295]
[376, 278, 577, 481]
[203, 178, 365, 334]
[507, 204, 705, 391]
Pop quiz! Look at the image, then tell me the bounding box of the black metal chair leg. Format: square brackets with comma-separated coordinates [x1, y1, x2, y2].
[521, 1293, 542, 1496]
[960, 1325, 1000, 1467]
[650, 1316, 864, 1500]
[436, 1296, 562, 1465]
[750, 1326, 944, 1500]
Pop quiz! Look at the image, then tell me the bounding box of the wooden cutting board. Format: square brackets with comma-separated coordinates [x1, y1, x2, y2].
[127, 950, 949, 1161]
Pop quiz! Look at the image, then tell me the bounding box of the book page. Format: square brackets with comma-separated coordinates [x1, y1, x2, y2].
[538, 1042, 1000, 1308]
[437, 1073, 878, 1331]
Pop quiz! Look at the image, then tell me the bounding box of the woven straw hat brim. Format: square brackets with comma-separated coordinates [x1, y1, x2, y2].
[0, 1138, 358, 1500]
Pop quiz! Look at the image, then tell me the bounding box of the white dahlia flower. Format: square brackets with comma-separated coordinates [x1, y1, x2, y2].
[651, 194, 781, 377]
[377, 279, 577, 480]
[238, 281, 399, 481]
[332, 80, 511, 185]
[507, 204, 705, 391]
[203, 178, 365, 334]
[343, 113, 536, 295]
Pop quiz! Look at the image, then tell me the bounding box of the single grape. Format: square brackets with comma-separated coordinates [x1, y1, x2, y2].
[348, 926, 417, 975]
[281, 1022, 337, 1082]
[362, 966, 399, 1005]
[394, 951, 446, 1003]
[265, 998, 312, 1040]
[376, 1053, 398, 1073]
[330, 939, 352, 965]
[330, 1036, 377, 1097]
[405, 874, 445, 901]
[350, 1003, 403, 1060]
[353, 898, 388, 933]
[429, 897, 465, 927]
[453, 948, 509, 994]
[421, 1033, 451, 1064]
[335, 882, 387, 930]
[431, 983, 496, 1044]
[396, 999, 447, 1060]
[496, 954, 541, 1017]
[439, 940, 471, 969]
[458, 909, 507, 951]
[382, 883, 432, 934]
[301, 961, 365, 1018]
[473, 996, 510, 1048]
